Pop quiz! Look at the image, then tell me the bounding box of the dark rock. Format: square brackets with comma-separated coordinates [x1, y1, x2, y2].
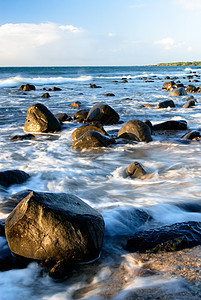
[86, 104, 120, 125]
[182, 130, 201, 140]
[104, 93, 115, 97]
[143, 120, 152, 133]
[169, 87, 187, 96]
[185, 85, 198, 93]
[125, 162, 147, 179]
[125, 221, 201, 253]
[183, 100, 195, 108]
[162, 81, 176, 90]
[152, 120, 187, 131]
[49, 259, 74, 279]
[156, 100, 175, 109]
[117, 120, 152, 142]
[71, 122, 108, 141]
[117, 132, 140, 142]
[72, 131, 115, 149]
[121, 79, 128, 83]
[5, 191, 105, 264]
[24, 103, 61, 133]
[89, 84, 102, 88]
[41, 93, 51, 98]
[70, 101, 81, 108]
[9, 134, 36, 141]
[19, 84, 36, 91]
[55, 113, 72, 122]
[0, 190, 32, 213]
[74, 109, 89, 122]
[0, 170, 30, 188]
[52, 87, 62, 91]
[0, 220, 5, 236]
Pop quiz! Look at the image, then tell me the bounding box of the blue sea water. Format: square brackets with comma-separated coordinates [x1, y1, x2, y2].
[1, 66, 201, 299]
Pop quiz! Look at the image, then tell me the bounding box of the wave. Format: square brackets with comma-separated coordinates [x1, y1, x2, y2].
[0, 75, 92, 88]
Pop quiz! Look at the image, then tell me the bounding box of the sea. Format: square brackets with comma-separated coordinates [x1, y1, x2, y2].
[1, 66, 201, 299]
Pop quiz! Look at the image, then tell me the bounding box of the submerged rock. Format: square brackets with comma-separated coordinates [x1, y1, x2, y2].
[152, 120, 187, 131]
[71, 122, 108, 141]
[125, 221, 201, 253]
[9, 134, 36, 141]
[72, 131, 115, 149]
[0, 170, 30, 188]
[117, 120, 152, 142]
[86, 104, 120, 125]
[24, 103, 61, 133]
[5, 191, 105, 264]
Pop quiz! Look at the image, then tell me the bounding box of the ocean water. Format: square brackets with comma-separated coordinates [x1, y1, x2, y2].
[1, 66, 201, 299]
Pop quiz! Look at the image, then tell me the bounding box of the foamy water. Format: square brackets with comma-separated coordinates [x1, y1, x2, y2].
[1, 66, 201, 299]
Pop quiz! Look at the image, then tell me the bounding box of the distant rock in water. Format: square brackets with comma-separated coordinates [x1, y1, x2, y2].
[182, 130, 201, 140]
[52, 87, 62, 91]
[162, 81, 176, 91]
[5, 191, 105, 265]
[125, 162, 147, 179]
[19, 84, 36, 91]
[70, 101, 81, 108]
[41, 92, 51, 98]
[71, 122, 108, 141]
[152, 120, 187, 131]
[185, 85, 197, 93]
[86, 104, 120, 125]
[183, 100, 195, 108]
[24, 103, 61, 133]
[0, 170, 30, 188]
[9, 134, 36, 141]
[169, 87, 187, 96]
[89, 83, 102, 88]
[156, 100, 175, 109]
[72, 131, 115, 149]
[125, 221, 201, 253]
[117, 120, 152, 142]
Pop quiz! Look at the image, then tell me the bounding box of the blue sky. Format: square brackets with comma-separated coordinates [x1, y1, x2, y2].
[0, 0, 201, 66]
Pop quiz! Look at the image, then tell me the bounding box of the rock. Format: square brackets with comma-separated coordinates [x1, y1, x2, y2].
[0, 220, 5, 236]
[19, 84, 36, 91]
[185, 85, 198, 93]
[152, 120, 187, 131]
[9, 134, 36, 141]
[169, 87, 187, 96]
[182, 130, 201, 140]
[156, 100, 175, 109]
[104, 93, 115, 97]
[0, 190, 32, 213]
[117, 120, 152, 142]
[52, 87, 62, 91]
[48, 259, 74, 279]
[72, 131, 115, 149]
[121, 79, 128, 83]
[0, 170, 30, 188]
[117, 132, 140, 142]
[74, 109, 89, 122]
[125, 221, 201, 253]
[125, 162, 147, 179]
[71, 122, 108, 141]
[162, 81, 176, 90]
[5, 191, 105, 264]
[183, 100, 195, 108]
[143, 120, 153, 133]
[24, 103, 61, 133]
[86, 104, 120, 125]
[55, 113, 72, 122]
[70, 101, 81, 108]
[41, 92, 51, 98]
[89, 84, 102, 88]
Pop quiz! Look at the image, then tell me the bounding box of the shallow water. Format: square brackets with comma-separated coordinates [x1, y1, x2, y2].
[1, 66, 201, 299]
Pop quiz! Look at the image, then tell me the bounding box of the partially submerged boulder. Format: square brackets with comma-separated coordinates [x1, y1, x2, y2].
[5, 191, 105, 264]
[19, 84, 36, 91]
[72, 131, 115, 149]
[152, 120, 187, 131]
[169, 87, 187, 96]
[9, 134, 36, 142]
[74, 110, 89, 122]
[55, 113, 72, 122]
[162, 81, 176, 90]
[156, 100, 175, 109]
[185, 85, 197, 93]
[0, 170, 30, 188]
[24, 103, 61, 133]
[183, 100, 195, 108]
[125, 162, 147, 179]
[86, 104, 119, 125]
[71, 122, 108, 141]
[117, 120, 152, 142]
[182, 130, 201, 140]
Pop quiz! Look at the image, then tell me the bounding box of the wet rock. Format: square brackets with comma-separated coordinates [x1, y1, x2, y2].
[5, 191, 105, 264]
[0, 190, 32, 213]
[143, 120, 153, 133]
[117, 132, 140, 142]
[169, 87, 187, 96]
[183, 100, 195, 108]
[74, 109, 89, 122]
[182, 130, 201, 140]
[9, 134, 36, 141]
[0, 220, 5, 236]
[185, 85, 198, 93]
[0, 170, 30, 188]
[70, 101, 81, 108]
[162, 81, 176, 90]
[72, 131, 115, 149]
[55, 113, 72, 122]
[117, 120, 152, 142]
[152, 120, 187, 131]
[41, 92, 51, 98]
[156, 100, 175, 109]
[86, 104, 120, 125]
[125, 221, 201, 253]
[24, 103, 61, 133]
[71, 122, 108, 141]
[121, 79, 128, 83]
[52, 87, 62, 91]
[104, 93, 115, 97]
[125, 162, 147, 179]
[19, 84, 36, 91]
[48, 259, 74, 279]
[89, 84, 102, 88]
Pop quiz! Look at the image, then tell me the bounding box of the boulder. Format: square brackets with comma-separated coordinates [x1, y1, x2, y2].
[52, 87, 62, 91]
[169, 87, 187, 96]
[41, 92, 51, 98]
[71, 122, 108, 141]
[156, 100, 175, 109]
[117, 120, 152, 142]
[125, 221, 201, 253]
[104, 93, 115, 97]
[117, 132, 140, 142]
[0, 190, 32, 213]
[9, 134, 36, 141]
[152, 120, 187, 131]
[24, 103, 61, 133]
[19, 84, 36, 91]
[185, 85, 197, 93]
[182, 130, 201, 140]
[0, 170, 30, 188]
[162, 81, 176, 90]
[86, 104, 120, 125]
[5, 191, 105, 264]
[55, 113, 72, 122]
[125, 162, 147, 179]
[72, 131, 115, 149]
[89, 84, 102, 88]
[183, 100, 195, 108]
[74, 109, 89, 122]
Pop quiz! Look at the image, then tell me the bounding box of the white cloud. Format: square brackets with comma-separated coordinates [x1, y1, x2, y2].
[173, 0, 201, 10]
[155, 37, 184, 50]
[59, 25, 83, 33]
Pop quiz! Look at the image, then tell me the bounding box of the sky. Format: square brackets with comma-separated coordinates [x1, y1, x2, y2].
[0, 0, 201, 66]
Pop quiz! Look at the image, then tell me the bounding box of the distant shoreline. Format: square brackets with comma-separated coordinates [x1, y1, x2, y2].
[154, 61, 201, 66]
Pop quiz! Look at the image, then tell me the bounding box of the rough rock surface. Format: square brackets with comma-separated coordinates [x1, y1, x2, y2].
[0, 170, 30, 188]
[86, 104, 119, 125]
[71, 122, 108, 141]
[72, 131, 114, 149]
[125, 162, 147, 179]
[117, 120, 152, 142]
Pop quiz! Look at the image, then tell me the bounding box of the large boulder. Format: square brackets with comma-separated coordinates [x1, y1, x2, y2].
[72, 131, 115, 149]
[5, 191, 105, 264]
[169, 87, 187, 96]
[24, 103, 61, 133]
[0, 170, 30, 188]
[86, 104, 119, 125]
[117, 120, 152, 142]
[152, 120, 187, 131]
[71, 122, 108, 141]
[125, 221, 201, 253]
[0, 190, 32, 213]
